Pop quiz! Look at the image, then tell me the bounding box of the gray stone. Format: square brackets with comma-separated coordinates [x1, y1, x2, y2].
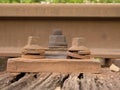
[112, 59, 120, 67]
[110, 64, 120, 72]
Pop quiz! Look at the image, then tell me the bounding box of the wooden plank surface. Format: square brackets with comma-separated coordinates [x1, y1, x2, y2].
[7, 58, 101, 73]
[1, 71, 120, 90]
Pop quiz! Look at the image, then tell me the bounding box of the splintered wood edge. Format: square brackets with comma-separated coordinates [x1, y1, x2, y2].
[7, 58, 101, 73]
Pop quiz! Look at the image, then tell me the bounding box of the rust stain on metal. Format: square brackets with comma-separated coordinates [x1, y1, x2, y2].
[22, 36, 45, 59]
[7, 58, 101, 73]
[67, 37, 91, 59]
[48, 29, 67, 49]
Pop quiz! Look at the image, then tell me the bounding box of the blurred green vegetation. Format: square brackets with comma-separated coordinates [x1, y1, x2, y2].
[0, 0, 120, 3]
